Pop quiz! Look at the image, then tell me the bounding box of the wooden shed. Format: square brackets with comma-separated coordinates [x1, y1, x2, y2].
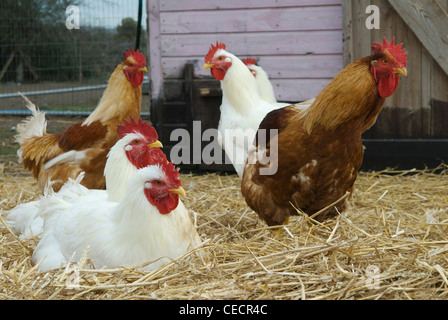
[146, 0, 448, 171]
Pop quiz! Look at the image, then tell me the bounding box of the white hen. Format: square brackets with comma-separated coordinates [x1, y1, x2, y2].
[203, 42, 288, 177]
[6, 118, 163, 239]
[33, 162, 201, 272]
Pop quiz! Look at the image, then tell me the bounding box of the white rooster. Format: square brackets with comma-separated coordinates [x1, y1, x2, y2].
[203, 42, 312, 177]
[33, 161, 201, 272]
[6, 118, 163, 239]
[202, 42, 285, 177]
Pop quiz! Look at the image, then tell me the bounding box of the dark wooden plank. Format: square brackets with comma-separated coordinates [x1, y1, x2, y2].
[431, 99, 448, 138]
[361, 139, 448, 170]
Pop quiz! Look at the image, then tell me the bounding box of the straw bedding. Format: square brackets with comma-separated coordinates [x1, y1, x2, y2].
[1, 158, 447, 300]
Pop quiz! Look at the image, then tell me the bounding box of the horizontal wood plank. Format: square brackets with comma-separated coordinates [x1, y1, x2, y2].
[161, 30, 343, 57]
[161, 54, 343, 79]
[159, 0, 342, 12]
[163, 77, 330, 103]
[271, 78, 331, 101]
[160, 6, 342, 34]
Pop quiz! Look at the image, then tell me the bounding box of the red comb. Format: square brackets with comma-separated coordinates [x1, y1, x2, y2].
[123, 48, 146, 67]
[117, 117, 158, 140]
[160, 161, 182, 186]
[148, 147, 168, 165]
[372, 36, 407, 67]
[205, 42, 226, 62]
[242, 58, 257, 66]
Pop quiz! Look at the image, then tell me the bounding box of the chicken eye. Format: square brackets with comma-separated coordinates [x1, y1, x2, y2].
[134, 139, 140, 144]
[154, 180, 162, 185]
[382, 59, 388, 64]
[218, 56, 224, 61]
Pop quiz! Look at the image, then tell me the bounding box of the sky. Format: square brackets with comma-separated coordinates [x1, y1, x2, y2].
[78, 0, 147, 29]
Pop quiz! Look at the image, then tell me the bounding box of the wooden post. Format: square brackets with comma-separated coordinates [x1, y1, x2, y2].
[341, 0, 353, 66]
[0, 51, 15, 82]
[147, 0, 165, 133]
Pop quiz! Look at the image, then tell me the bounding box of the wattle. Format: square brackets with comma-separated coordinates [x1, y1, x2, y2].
[125, 69, 144, 88]
[144, 188, 179, 215]
[378, 73, 400, 98]
[130, 72, 144, 88]
[211, 68, 226, 81]
[156, 194, 179, 215]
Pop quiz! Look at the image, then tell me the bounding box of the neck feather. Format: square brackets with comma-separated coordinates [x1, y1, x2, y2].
[83, 63, 142, 126]
[302, 57, 384, 134]
[104, 142, 137, 201]
[221, 57, 262, 114]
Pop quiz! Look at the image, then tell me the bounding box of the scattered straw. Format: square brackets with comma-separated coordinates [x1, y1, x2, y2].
[1, 160, 447, 300]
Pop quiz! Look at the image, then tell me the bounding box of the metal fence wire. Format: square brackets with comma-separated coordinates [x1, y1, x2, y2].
[0, 0, 148, 115]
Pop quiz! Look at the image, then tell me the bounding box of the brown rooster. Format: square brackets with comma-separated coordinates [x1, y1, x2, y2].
[15, 49, 150, 192]
[241, 37, 408, 228]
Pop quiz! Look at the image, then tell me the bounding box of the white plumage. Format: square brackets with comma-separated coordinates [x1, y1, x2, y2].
[244, 59, 316, 108]
[33, 164, 201, 272]
[14, 93, 47, 163]
[7, 128, 161, 239]
[203, 45, 287, 177]
[243, 62, 285, 106]
[204, 44, 314, 177]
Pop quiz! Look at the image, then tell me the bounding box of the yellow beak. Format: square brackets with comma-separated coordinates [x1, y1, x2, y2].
[139, 66, 148, 72]
[394, 66, 407, 77]
[169, 186, 186, 198]
[203, 62, 214, 70]
[148, 140, 163, 148]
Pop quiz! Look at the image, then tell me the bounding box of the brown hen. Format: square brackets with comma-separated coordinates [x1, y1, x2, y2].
[15, 49, 148, 192]
[241, 37, 408, 228]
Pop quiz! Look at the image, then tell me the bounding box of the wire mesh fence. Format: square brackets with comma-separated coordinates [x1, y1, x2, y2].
[0, 0, 148, 114]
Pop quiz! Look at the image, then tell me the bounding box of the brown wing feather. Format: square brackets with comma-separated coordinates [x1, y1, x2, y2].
[242, 108, 365, 226]
[56, 120, 108, 151]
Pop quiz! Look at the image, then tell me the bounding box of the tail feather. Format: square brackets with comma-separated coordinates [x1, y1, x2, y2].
[14, 93, 48, 162]
[6, 200, 43, 240]
[15, 93, 47, 145]
[5, 173, 87, 240]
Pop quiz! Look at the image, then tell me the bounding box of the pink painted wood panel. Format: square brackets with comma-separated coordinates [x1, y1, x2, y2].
[161, 31, 343, 57]
[147, 0, 344, 102]
[162, 54, 343, 79]
[271, 79, 331, 102]
[159, 0, 342, 11]
[160, 6, 342, 34]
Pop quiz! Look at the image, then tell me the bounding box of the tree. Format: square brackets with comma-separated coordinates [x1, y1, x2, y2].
[115, 17, 138, 41]
[114, 17, 147, 53]
[0, 0, 84, 82]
